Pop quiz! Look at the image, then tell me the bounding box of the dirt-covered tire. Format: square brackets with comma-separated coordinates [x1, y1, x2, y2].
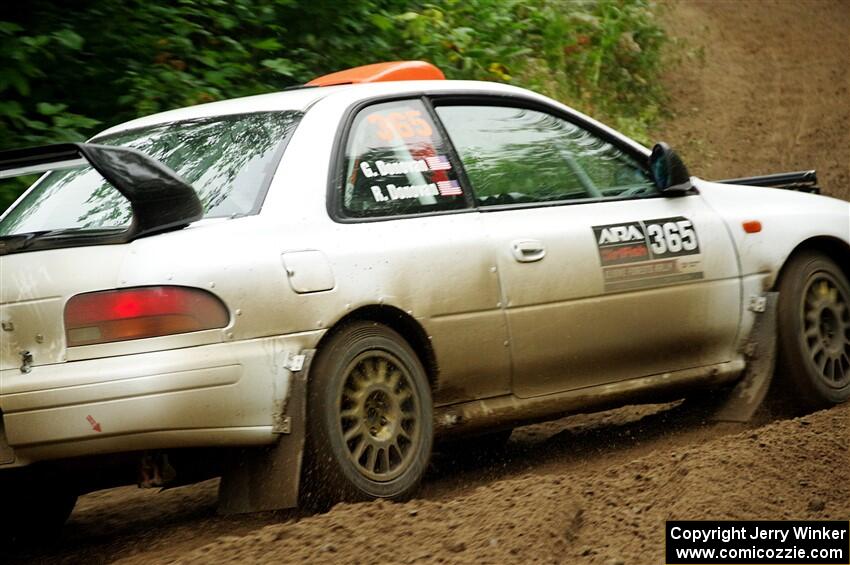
[776, 251, 850, 412]
[300, 321, 433, 509]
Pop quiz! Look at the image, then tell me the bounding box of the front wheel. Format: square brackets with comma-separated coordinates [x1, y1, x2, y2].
[301, 321, 433, 508]
[776, 251, 850, 412]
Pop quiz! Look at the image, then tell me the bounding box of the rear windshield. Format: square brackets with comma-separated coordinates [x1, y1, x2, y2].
[0, 111, 301, 236]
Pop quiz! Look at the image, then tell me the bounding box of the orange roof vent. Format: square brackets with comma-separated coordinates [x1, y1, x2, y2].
[306, 61, 445, 87]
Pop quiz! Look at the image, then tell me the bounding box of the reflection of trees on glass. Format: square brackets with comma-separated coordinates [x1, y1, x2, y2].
[0, 165, 96, 235]
[0, 112, 300, 237]
[81, 112, 301, 226]
[78, 178, 129, 229]
[561, 122, 650, 191]
[438, 106, 654, 205]
[463, 142, 587, 203]
[343, 100, 465, 218]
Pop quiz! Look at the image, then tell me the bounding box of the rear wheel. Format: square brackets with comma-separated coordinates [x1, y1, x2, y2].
[776, 251, 850, 411]
[301, 321, 433, 508]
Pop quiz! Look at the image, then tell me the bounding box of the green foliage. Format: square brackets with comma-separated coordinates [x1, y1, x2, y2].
[0, 0, 667, 212]
[388, 0, 667, 140]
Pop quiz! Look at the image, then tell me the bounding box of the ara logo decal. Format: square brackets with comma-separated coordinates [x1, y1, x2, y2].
[596, 224, 645, 245]
[593, 221, 649, 266]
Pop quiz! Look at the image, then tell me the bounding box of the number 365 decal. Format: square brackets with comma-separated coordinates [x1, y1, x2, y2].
[645, 218, 699, 257]
[593, 216, 701, 267]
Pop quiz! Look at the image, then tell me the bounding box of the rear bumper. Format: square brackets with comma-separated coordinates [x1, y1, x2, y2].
[0, 331, 323, 468]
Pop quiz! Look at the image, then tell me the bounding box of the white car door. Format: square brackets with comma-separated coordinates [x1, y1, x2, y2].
[434, 101, 742, 398]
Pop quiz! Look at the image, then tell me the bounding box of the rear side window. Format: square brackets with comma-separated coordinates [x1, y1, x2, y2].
[340, 99, 467, 218]
[435, 105, 655, 207]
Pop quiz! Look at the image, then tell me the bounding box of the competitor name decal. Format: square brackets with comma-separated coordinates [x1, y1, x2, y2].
[592, 217, 703, 292]
[371, 182, 438, 202]
[360, 155, 453, 179]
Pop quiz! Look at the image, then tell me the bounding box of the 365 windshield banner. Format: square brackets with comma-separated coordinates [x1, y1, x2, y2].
[666, 521, 849, 564]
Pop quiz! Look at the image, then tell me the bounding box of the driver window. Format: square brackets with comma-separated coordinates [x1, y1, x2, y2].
[434, 105, 655, 206]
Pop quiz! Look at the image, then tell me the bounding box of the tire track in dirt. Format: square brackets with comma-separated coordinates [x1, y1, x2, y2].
[3, 401, 753, 564]
[141, 405, 850, 565]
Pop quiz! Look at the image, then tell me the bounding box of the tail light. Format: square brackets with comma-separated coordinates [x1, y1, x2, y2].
[64, 286, 230, 347]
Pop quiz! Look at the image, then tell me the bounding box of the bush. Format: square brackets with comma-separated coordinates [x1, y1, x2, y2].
[0, 0, 666, 212]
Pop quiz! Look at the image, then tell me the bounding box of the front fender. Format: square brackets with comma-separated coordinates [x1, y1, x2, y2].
[696, 179, 850, 289]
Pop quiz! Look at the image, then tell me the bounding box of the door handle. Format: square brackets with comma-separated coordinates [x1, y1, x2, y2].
[511, 239, 546, 263]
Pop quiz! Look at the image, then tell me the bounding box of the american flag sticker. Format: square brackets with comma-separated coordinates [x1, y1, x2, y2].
[425, 155, 452, 171]
[436, 180, 463, 196]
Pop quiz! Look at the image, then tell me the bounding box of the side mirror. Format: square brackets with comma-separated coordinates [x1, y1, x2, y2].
[650, 142, 692, 194]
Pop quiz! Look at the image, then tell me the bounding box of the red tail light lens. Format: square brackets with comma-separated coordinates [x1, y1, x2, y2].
[64, 286, 230, 347]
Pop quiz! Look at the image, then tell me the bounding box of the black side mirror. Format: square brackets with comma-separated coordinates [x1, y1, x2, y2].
[650, 142, 692, 194]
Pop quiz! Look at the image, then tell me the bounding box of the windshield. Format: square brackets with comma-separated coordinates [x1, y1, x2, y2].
[0, 111, 301, 237]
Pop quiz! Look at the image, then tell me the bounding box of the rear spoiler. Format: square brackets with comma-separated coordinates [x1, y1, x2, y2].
[717, 170, 820, 194]
[0, 143, 203, 238]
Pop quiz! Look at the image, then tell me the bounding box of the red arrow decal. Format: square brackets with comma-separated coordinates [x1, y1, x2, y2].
[86, 414, 102, 432]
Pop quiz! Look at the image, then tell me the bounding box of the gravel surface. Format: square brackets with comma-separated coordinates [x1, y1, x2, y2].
[170, 406, 848, 565]
[653, 0, 850, 201]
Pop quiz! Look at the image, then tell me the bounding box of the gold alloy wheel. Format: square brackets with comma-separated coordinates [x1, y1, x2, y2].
[802, 273, 850, 388]
[338, 351, 421, 482]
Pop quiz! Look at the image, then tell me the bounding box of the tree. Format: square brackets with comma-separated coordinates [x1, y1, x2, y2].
[0, 0, 666, 212]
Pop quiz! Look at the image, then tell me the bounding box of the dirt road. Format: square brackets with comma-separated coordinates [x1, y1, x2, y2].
[5, 1, 849, 563]
[7, 401, 848, 564]
[654, 0, 850, 201]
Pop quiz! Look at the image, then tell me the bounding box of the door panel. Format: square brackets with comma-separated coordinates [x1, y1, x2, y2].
[481, 196, 741, 398]
[434, 101, 742, 398]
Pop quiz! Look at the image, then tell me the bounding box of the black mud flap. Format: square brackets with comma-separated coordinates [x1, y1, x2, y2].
[217, 350, 314, 514]
[713, 293, 779, 422]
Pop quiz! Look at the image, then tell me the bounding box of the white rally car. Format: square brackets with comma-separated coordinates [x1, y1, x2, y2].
[0, 61, 848, 537]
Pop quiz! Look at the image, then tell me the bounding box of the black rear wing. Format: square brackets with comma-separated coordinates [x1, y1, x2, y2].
[717, 170, 820, 194]
[0, 143, 202, 239]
